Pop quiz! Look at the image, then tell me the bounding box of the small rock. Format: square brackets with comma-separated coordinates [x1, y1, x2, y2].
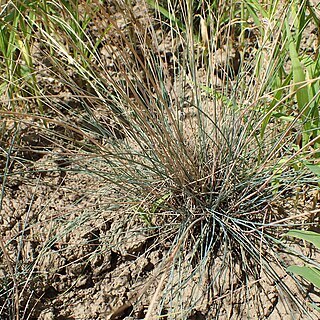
[38, 308, 55, 320]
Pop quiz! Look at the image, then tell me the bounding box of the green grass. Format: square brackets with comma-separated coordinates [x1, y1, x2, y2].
[284, 229, 320, 311]
[0, 0, 319, 318]
[0, 0, 42, 111]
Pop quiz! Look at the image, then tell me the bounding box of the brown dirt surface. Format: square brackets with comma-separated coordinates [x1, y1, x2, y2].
[1, 153, 319, 319]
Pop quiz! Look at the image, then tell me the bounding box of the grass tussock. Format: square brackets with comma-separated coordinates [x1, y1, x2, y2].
[0, 0, 320, 319]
